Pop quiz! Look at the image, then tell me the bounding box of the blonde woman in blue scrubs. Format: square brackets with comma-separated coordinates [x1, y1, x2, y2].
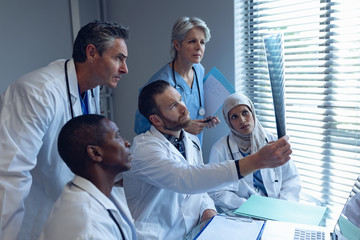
[134, 16, 219, 144]
[208, 93, 301, 212]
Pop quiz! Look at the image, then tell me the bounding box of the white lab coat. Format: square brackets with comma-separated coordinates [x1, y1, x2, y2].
[0, 59, 100, 240]
[39, 175, 138, 240]
[208, 133, 302, 211]
[342, 192, 360, 228]
[123, 126, 240, 240]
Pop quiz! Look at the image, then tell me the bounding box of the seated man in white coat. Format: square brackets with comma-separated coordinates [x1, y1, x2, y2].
[40, 114, 137, 240]
[123, 80, 293, 240]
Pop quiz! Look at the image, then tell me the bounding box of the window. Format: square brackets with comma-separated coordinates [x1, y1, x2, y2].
[235, 0, 360, 223]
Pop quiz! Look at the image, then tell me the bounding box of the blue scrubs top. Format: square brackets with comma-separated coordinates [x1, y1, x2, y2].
[134, 62, 205, 144]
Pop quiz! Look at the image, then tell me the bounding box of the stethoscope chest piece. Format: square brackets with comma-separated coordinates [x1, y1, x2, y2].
[199, 107, 205, 116]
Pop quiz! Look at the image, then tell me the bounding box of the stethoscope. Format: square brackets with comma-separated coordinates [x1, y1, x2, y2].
[226, 134, 279, 183]
[64, 59, 95, 118]
[66, 61, 125, 238]
[171, 60, 205, 116]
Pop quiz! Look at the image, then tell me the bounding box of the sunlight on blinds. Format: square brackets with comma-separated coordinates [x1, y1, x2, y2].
[235, 0, 360, 223]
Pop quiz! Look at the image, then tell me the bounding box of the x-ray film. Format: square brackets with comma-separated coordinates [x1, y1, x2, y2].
[263, 33, 286, 139]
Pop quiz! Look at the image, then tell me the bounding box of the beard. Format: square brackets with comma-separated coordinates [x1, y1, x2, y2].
[159, 110, 191, 131]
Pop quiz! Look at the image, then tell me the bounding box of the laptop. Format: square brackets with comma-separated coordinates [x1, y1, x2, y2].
[191, 178, 359, 240]
[258, 219, 332, 240]
[256, 180, 360, 240]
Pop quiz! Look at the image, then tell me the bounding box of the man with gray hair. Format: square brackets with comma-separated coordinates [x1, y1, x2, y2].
[0, 20, 129, 240]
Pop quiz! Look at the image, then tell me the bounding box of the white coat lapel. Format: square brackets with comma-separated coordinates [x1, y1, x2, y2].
[87, 86, 100, 114]
[183, 134, 195, 165]
[229, 134, 242, 159]
[66, 59, 82, 117]
[183, 132, 202, 166]
[149, 126, 188, 163]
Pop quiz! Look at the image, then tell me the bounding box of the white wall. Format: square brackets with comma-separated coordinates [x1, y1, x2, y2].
[107, 0, 234, 160]
[0, 0, 235, 161]
[0, 0, 73, 94]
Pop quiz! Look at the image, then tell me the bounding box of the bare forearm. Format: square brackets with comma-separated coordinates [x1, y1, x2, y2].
[237, 154, 261, 177]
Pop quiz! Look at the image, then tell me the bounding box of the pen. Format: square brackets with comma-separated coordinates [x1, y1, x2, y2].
[203, 118, 212, 123]
[256, 221, 267, 240]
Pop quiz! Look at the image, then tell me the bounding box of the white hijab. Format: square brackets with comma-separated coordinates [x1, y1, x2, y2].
[222, 93, 268, 154]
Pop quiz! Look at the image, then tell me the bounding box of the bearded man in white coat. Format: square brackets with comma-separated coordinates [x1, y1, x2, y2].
[0, 20, 129, 240]
[123, 80, 293, 240]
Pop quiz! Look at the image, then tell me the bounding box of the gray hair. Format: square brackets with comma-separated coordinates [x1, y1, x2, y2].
[170, 16, 211, 59]
[72, 20, 129, 63]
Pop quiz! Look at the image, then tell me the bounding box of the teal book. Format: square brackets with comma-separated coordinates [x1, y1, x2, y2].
[234, 195, 327, 226]
[338, 214, 360, 240]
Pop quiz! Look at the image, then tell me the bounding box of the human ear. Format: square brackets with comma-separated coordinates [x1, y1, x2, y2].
[174, 40, 181, 52]
[86, 44, 97, 63]
[149, 114, 163, 127]
[87, 145, 103, 163]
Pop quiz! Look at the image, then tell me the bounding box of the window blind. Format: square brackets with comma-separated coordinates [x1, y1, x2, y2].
[235, 0, 360, 222]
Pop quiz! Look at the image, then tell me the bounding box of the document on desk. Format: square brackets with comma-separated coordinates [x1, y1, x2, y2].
[195, 215, 264, 240]
[203, 67, 235, 117]
[234, 195, 327, 226]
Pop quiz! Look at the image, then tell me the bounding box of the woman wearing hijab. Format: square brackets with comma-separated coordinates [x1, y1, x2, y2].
[208, 92, 301, 211]
[134, 16, 219, 144]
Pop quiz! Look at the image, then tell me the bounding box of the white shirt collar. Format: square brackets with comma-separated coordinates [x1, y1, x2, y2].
[72, 175, 117, 211]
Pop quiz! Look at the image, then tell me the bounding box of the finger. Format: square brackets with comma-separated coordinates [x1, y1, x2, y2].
[273, 135, 290, 148]
[213, 117, 220, 124]
[203, 118, 212, 124]
[278, 148, 292, 166]
[283, 155, 291, 164]
[199, 122, 207, 127]
[280, 135, 289, 141]
[193, 119, 206, 123]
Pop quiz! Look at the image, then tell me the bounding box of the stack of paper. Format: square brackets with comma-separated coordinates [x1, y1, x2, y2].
[234, 195, 327, 226]
[195, 215, 264, 240]
[203, 67, 235, 117]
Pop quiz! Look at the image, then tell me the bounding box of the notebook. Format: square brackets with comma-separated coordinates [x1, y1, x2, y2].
[234, 195, 327, 226]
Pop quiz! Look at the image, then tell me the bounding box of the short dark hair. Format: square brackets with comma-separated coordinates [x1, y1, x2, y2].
[58, 114, 106, 174]
[138, 80, 171, 121]
[72, 20, 129, 62]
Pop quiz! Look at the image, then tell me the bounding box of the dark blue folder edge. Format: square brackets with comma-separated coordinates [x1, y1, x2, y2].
[193, 216, 216, 240]
[256, 221, 267, 240]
